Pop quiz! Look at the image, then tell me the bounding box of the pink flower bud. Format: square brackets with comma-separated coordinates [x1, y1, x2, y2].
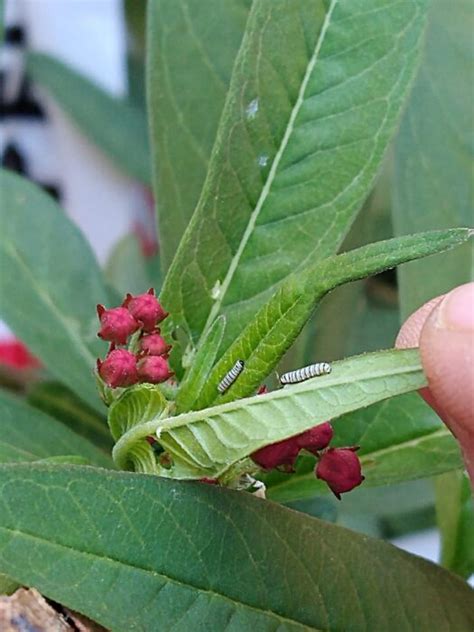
[251, 437, 300, 470]
[139, 333, 171, 357]
[123, 288, 168, 332]
[137, 355, 174, 384]
[97, 305, 139, 345]
[97, 349, 138, 388]
[257, 385, 268, 395]
[297, 422, 333, 453]
[315, 447, 364, 499]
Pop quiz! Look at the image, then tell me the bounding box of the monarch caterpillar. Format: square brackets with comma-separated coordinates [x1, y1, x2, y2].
[217, 360, 245, 393]
[280, 362, 331, 385]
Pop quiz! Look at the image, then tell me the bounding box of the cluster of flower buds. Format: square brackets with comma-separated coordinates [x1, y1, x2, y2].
[251, 416, 364, 499]
[96, 289, 174, 389]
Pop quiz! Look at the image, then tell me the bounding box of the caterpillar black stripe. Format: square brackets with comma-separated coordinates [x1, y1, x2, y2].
[280, 362, 331, 385]
[217, 360, 245, 394]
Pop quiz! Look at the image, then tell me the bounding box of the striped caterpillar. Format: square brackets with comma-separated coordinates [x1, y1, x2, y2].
[280, 362, 331, 385]
[217, 360, 245, 393]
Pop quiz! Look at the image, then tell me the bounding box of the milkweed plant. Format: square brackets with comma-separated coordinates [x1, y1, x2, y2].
[0, 1, 473, 630]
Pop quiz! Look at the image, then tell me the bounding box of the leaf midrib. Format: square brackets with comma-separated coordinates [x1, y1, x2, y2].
[201, 0, 339, 340]
[0, 525, 323, 631]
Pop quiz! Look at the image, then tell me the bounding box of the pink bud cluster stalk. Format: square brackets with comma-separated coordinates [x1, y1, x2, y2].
[251, 416, 364, 498]
[96, 289, 174, 389]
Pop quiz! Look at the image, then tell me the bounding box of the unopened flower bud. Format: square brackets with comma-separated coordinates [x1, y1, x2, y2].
[97, 349, 138, 388]
[139, 333, 171, 357]
[97, 305, 139, 345]
[251, 437, 300, 470]
[123, 288, 168, 332]
[137, 355, 173, 384]
[257, 385, 268, 395]
[297, 422, 333, 453]
[315, 447, 364, 499]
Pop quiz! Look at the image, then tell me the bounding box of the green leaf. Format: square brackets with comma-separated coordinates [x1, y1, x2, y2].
[265, 392, 462, 503]
[0, 464, 473, 631]
[26, 53, 151, 184]
[113, 349, 427, 479]
[0, 573, 19, 596]
[392, 0, 474, 318]
[0, 171, 109, 412]
[195, 229, 471, 409]
[298, 159, 396, 366]
[104, 233, 157, 297]
[161, 0, 428, 352]
[435, 472, 474, 579]
[147, 0, 251, 269]
[27, 382, 113, 452]
[108, 383, 168, 443]
[175, 315, 226, 413]
[0, 390, 112, 468]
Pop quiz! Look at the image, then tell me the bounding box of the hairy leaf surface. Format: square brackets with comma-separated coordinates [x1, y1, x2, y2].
[194, 229, 470, 409]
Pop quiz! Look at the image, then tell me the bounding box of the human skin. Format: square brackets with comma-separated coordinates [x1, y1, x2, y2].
[396, 283, 474, 487]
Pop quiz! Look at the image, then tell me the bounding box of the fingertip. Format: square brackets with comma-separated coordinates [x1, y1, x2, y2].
[395, 295, 444, 349]
[419, 289, 474, 478]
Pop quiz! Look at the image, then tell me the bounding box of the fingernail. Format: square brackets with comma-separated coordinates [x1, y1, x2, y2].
[436, 283, 474, 332]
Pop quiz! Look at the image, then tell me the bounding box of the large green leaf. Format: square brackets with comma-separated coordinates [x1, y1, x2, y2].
[147, 0, 251, 269]
[0, 170, 108, 412]
[392, 0, 473, 318]
[192, 229, 470, 410]
[0, 464, 473, 631]
[0, 390, 112, 468]
[161, 0, 428, 353]
[435, 472, 474, 579]
[264, 392, 462, 503]
[27, 53, 151, 184]
[112, 349, 427, 479]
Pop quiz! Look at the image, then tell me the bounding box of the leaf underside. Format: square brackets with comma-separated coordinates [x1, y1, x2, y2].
[112, 349, 427, 479]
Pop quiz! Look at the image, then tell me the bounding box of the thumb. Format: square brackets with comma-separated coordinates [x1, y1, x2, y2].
[396, 283, 474, 485]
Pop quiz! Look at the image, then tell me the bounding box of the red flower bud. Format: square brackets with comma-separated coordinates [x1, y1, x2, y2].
[257, 385, 268, 395]
[97, 305, 139, 345]
[200, 477, 219, 485]
[139, 333, 171, 357]
[251, 437, 300, 470]
[123, 288, 168, 332]
[315, 447, 364, 499]
[137, 355, 174, 384]
[97, 349, 138, 388]
[297, 422, 333, 453]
